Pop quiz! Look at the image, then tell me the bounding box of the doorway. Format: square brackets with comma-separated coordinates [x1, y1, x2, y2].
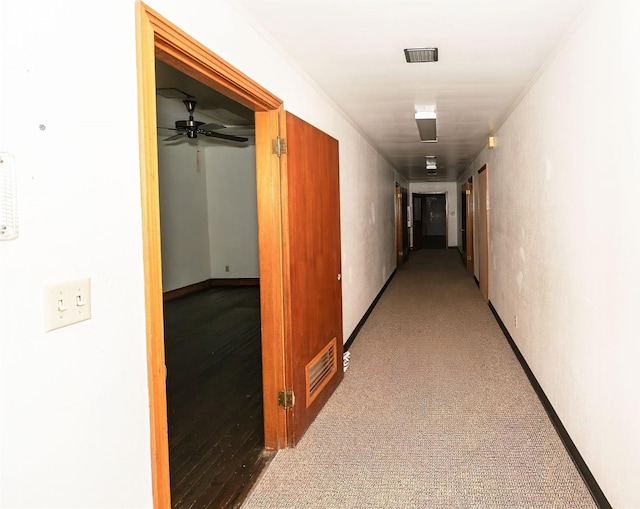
[477, 166, 489, 300]
[155, 58, 267, 507]
[136, 4, 286, 506]
[137, 4, 345, 506]
[395, 184, 409, 265]
[412, 193, 447, 250]
[460, 180, 474, 272]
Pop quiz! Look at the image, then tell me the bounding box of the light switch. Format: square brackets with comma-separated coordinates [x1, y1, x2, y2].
[44, 278, 92, 332]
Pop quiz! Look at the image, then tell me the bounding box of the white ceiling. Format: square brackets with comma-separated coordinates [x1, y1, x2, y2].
[230, 0, 590, 182]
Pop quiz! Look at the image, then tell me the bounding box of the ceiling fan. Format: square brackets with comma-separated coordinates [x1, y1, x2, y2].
[159, 99, 249, 143]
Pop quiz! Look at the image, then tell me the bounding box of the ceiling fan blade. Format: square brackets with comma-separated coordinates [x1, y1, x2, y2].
[199, 130, 249, 143]
[199, 123, 226, 131]
[163, 133, 187, 141]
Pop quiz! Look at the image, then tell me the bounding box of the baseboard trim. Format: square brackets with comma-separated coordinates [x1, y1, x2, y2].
[209, 278, 259, 287]
[164, 278, 259, 301]
[344, 270, 397, 352]
[488, 301, 611, 509]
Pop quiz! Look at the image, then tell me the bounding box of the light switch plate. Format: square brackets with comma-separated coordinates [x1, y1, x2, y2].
[44, 278, 92, 332]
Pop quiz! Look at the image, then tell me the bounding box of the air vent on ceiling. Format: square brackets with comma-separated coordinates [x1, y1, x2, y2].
[404, 48, 438, 63]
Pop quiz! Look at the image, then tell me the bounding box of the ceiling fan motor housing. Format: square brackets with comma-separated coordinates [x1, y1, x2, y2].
[175, 119, 204, 138]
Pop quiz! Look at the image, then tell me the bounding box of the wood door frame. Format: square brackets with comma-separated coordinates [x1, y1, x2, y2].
[136, 3, 288, 506]
[464, 180, 474, 272]
[395, 183, 408, 266]
[477, 165, 489, 300]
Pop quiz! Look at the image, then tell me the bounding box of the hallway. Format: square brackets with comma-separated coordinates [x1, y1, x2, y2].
[242, 249, 596, 508]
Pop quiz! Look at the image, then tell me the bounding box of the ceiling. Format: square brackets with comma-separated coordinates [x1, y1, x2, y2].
[159, 0, 591, 182]
[155, 60, 255, 138]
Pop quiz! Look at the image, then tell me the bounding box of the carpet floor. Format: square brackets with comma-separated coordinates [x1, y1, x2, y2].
[242, 249, 596, 508]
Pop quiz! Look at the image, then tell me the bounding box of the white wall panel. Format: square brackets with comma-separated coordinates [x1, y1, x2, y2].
[460, 1, 640, 505]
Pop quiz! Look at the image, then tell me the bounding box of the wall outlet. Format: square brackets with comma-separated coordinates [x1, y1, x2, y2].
[514, 315, 518, 328]
[44, 278, 92, 332]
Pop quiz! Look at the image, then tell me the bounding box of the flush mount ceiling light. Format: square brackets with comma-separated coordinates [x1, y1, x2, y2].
[425, 156, 437, 170]
[404, 47, 439, 63]
[415, 111, 437, 142]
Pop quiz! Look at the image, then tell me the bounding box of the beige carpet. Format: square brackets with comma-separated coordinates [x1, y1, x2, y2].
[242, 249, 596, 508]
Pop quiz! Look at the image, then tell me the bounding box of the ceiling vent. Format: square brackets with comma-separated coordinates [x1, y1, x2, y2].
[404, 48, 438, 63]
[415, 112, 437, 142]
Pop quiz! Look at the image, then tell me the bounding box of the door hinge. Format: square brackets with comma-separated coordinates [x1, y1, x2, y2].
[272, 137, 287, 157]
[278, 390, 295, 409]
[467, 255, 472, 261]
[466, 189, 471, 195]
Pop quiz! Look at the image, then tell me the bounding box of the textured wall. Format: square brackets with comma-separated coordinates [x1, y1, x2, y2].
[459, 1, 640, 505]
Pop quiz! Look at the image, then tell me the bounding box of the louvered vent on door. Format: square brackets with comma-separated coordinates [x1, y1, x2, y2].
[305, 337, 338, 408]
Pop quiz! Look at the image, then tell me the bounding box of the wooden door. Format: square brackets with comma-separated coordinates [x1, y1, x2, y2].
[401, 188, 409, 262]
[464, 181, 474, 272]
[477, 166, 489, 300]
[283, 112, 344, 445]
[395, 184, 409, 266]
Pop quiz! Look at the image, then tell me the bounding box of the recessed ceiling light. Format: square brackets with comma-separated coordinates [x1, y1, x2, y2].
[404, 48, 438, 63]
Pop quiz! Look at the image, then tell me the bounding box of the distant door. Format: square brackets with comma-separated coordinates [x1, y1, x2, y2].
[412, 193, 447, 250]
[463, 181, 474, 272]
[477, 166, 489, 300]
[395, 184, 409, 265]
[401, 187, 409, 262]
[412, 194, 423, 250]
[284, 112, 344, 445]
[425, 194, 447, 248]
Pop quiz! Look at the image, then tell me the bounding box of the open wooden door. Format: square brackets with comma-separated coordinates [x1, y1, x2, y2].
[282, 112, 344, 445]
[395, 184, 409, 266]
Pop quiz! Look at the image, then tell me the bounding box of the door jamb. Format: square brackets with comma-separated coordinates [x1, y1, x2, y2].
[136, 3, 288, 506]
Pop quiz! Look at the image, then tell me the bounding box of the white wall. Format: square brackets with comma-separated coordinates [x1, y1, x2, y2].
[409, 182, 459, 247]
[459, 1, 640, 505]
[157, 97, 259, 291]
[206, 144, 259, 279]
[0, 1, 153, 507]
[157, 139, 212, 291]
[0, 1, 397, 507]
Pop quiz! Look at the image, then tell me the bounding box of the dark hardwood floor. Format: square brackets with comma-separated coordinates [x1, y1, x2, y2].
[163, 286, 271, 509]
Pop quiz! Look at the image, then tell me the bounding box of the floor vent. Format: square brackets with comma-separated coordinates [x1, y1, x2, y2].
[306, 337, 337, 408]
